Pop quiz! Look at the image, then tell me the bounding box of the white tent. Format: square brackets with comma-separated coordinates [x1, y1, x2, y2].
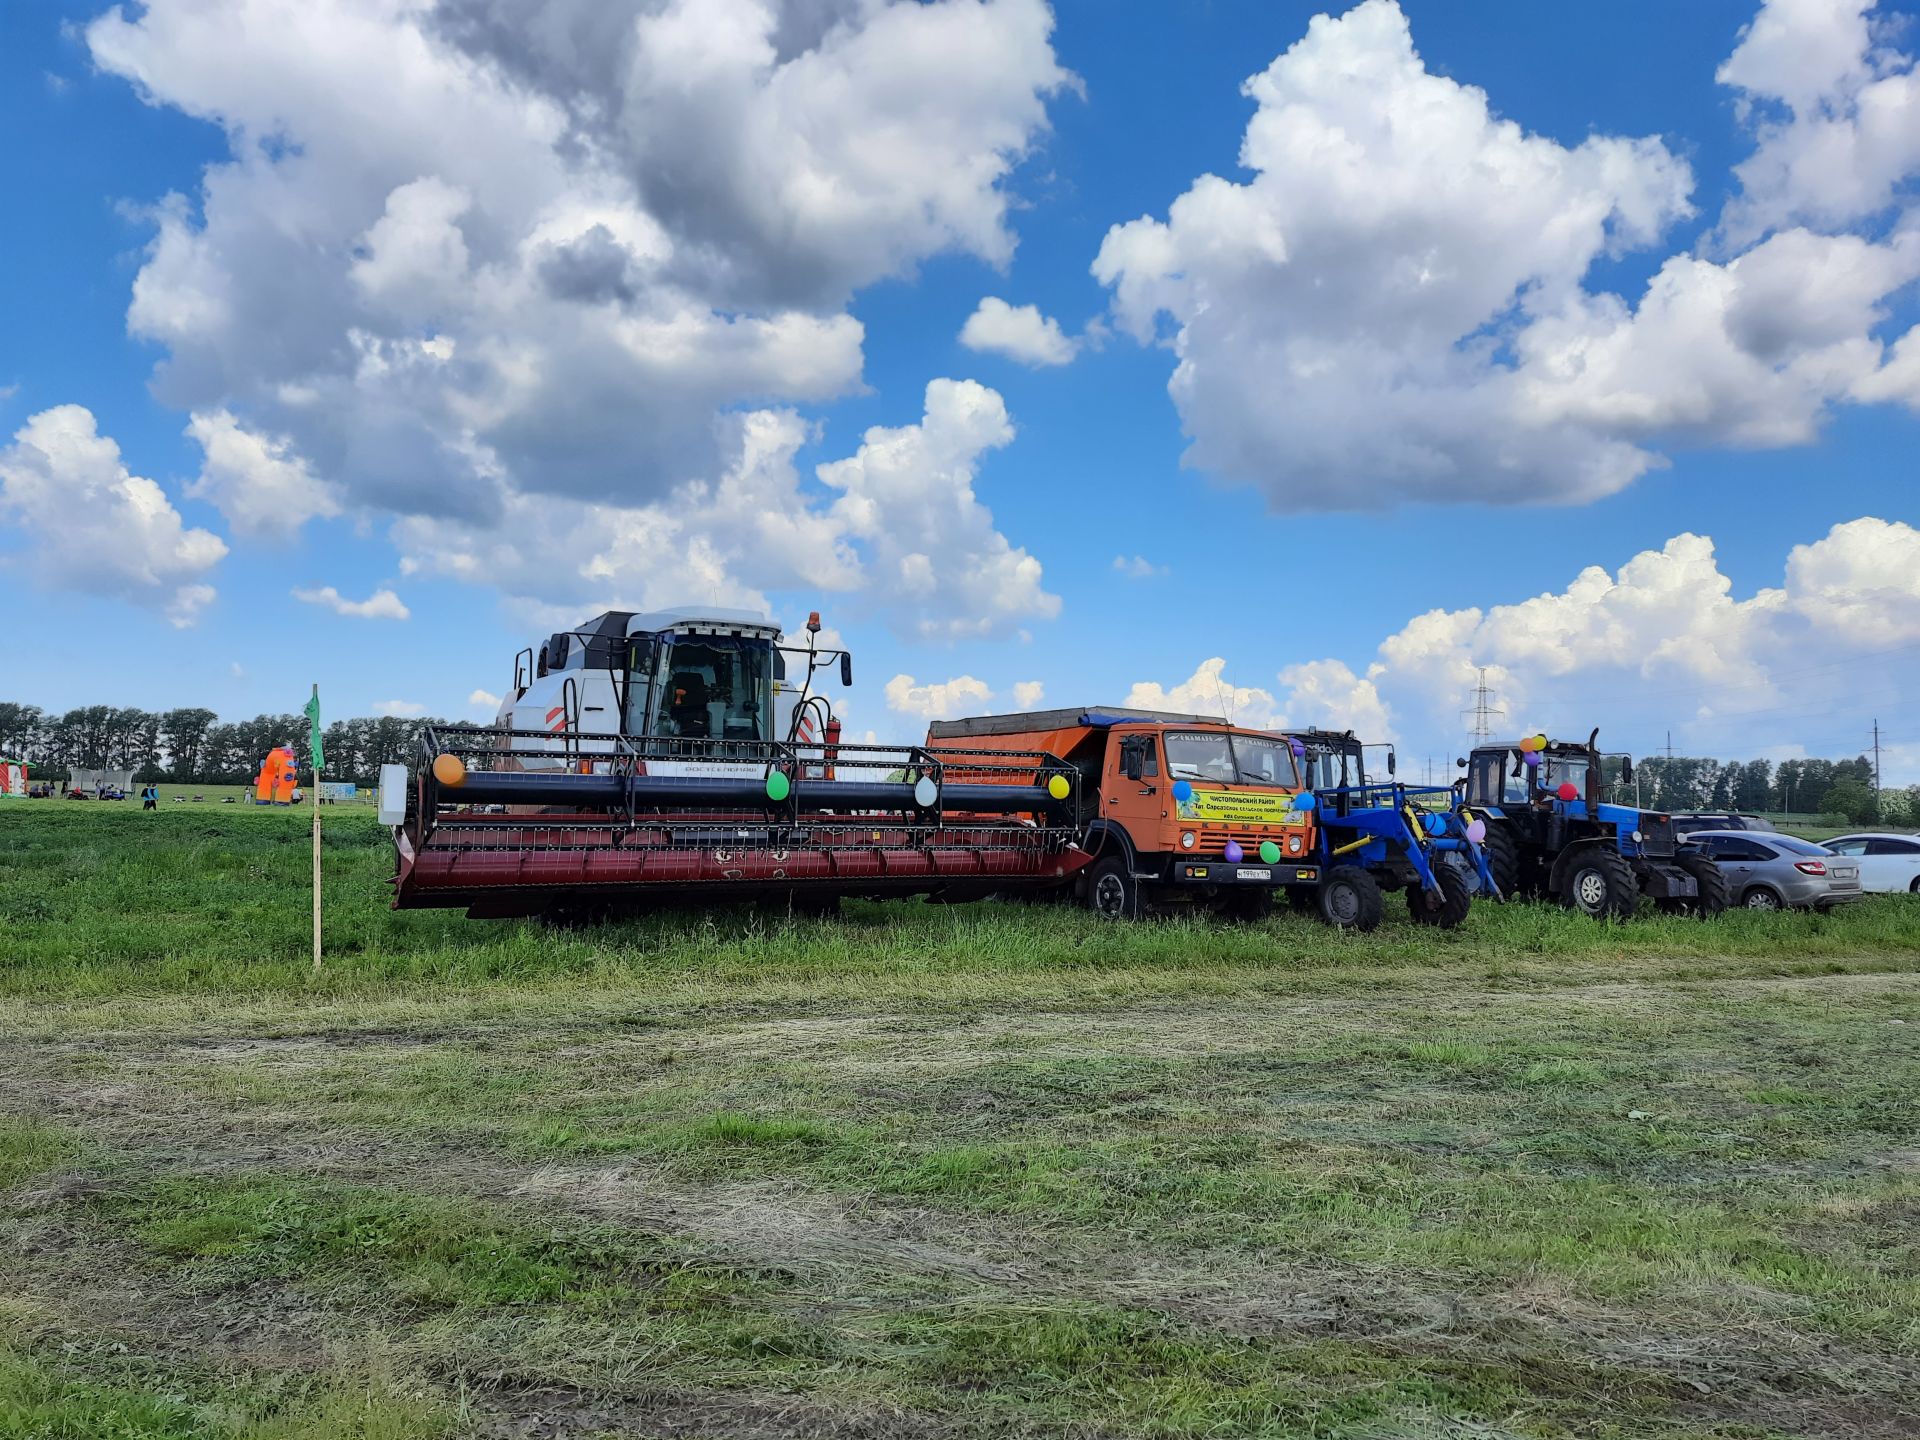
[68, 768, 136, 794]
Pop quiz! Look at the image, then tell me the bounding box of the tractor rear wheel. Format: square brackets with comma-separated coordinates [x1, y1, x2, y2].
[1407, 863, 1472, 928]
[1481, 824, 1521, 900]
[1560, 848, 1638, 920]
[1087, 858, 1147, 921]
[1660, 854, 1730, 918]
[1318, 866, 1384, 932]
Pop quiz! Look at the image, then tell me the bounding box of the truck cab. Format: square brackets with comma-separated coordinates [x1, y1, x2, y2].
[926, 707, 1328, 921]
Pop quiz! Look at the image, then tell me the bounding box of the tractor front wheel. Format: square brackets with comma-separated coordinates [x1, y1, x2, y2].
[1407, 863, 1472, 928]
[1318, 866, 1384, 932]
[1560, 849, 1638, 920]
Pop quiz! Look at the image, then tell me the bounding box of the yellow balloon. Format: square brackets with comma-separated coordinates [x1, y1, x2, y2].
[1046, 774, 1070, 800]
[431, 753, 467, 787]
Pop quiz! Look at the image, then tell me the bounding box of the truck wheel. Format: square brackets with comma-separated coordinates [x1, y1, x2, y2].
[1087, 858, 1146, 921]
[1666, 854, 1730, 918]
[1407, 863, 1471, 928]
[1481, 824, 1521, 900]
[1318, 866, 1383, 932]
[1560, 849, 1638, 920]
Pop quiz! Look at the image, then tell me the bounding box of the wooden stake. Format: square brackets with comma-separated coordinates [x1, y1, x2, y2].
[312, 697, 323, 973]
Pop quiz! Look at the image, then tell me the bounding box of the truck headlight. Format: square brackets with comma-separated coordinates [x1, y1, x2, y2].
[1287, 834, 1303, 854]
[1180, 831, 1196, 849]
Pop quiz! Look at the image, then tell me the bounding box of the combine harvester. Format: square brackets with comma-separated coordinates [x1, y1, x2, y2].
[383, 609, 1089, 919]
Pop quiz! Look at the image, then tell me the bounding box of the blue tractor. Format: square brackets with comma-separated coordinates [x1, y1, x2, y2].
[1283, 729, 1498, 930]
[1459, 730, 1730, 919]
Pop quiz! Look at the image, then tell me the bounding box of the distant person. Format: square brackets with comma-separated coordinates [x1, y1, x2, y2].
[142, 784, 158, 810]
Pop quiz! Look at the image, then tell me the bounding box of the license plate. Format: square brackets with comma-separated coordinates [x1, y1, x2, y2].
[1235, 867, 1271, 880]
[1832, 867, 1857, 881]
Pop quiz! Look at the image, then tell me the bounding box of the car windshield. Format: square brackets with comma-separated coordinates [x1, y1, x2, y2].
[1164, 731, 1298, 787]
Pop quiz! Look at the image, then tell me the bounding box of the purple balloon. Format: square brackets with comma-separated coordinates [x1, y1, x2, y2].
[1223, 840, 1244, 864]
[1465, 818, 1487, 843]
[1288, 738, 1306, 758]
[1522, 750, 1541, 767]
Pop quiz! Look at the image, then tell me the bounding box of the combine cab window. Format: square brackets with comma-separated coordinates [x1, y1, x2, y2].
[652, 638, 773, 741]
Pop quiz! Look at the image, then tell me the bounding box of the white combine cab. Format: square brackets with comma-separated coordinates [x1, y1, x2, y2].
[493, 607, 849, 777]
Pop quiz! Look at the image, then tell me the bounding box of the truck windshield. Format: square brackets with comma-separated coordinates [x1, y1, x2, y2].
[651, 636, 773, 741]
[1165, 732, 1298, 787]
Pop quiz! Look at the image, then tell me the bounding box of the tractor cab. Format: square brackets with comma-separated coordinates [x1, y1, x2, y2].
[1284, 728, 1397, 818]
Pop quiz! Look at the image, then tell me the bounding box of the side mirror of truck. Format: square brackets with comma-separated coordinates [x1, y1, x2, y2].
[839, 653, 853, 687]
[1121, 743, 1144, 782]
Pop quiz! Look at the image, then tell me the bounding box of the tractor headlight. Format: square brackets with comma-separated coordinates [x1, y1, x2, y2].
[1631, 829, 1643, 844]
[1180, 831, 1196, 850]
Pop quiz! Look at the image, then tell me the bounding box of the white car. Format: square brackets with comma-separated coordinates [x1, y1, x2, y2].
[1823, 834, 1920, 894]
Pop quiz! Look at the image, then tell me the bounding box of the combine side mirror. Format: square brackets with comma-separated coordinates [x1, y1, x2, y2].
[839, 653, 853, 687]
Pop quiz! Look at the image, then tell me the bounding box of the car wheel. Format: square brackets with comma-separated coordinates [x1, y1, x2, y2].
[1910, 876, 1920, 895]
[1087, 857, 1145, 921]
[1742, 887, 1783, 912]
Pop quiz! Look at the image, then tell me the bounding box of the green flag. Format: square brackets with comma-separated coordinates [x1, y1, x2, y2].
[305, 686, 325, 773]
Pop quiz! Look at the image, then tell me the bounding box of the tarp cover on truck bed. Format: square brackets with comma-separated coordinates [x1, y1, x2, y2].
[928, 707, 1225, 740]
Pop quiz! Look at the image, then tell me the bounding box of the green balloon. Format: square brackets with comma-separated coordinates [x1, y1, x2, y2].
[766, 771, 791, 802]
[1258, 840, 1282, 865]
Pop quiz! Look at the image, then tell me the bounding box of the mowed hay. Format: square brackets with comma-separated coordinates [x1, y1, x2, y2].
[2, 805, 1918, 1437]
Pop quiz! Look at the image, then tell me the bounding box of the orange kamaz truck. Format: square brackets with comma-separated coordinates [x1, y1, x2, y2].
[927, 707, 1364, 924]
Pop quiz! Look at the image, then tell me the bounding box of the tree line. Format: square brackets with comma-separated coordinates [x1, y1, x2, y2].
[0, 703, 454, 786]
[1613, 754, 1913, 825]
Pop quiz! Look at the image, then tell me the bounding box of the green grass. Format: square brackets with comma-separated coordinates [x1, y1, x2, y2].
[4, 806, 1919, 1437]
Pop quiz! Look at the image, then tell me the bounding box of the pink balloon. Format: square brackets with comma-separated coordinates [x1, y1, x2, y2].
[1465, 819, 1486, 843]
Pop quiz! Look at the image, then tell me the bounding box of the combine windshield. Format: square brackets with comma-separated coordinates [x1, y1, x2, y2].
[1164, 732, 1298, 787]
[649, 636, 774, 741]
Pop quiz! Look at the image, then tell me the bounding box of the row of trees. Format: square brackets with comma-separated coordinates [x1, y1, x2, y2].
[1615, 754, 1911, 825]
[0, 703, 453, 785]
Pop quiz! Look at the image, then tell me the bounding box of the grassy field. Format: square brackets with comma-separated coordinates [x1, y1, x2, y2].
[2, 806, 1918, 1438]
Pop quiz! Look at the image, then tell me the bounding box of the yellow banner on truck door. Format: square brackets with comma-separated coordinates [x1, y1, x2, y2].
[1175, 789, 1308, 825]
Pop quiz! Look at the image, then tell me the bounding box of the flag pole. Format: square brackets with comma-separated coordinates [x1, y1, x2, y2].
[311, 683, 323, 973]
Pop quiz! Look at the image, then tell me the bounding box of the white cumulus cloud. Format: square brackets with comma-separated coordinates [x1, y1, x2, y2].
[1092, 0, 1920, 514]
[0, 404, 226, 626]
[885, 673, 994, 721]
[291, 585, 411, 620]
[959, 296, 1079, 366]
[185, 409, 340, 539]
[87, 0, 1071, 526]
[1124, 659, 1283, 729]
[1010, 680, 1045, 710]
[372, 699, 427, 719]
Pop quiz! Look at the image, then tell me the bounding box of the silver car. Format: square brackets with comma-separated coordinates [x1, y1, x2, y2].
[1683, 831, 1862, 911]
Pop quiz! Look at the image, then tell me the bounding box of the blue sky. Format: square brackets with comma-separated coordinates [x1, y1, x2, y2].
[2, 0, 1917, 777]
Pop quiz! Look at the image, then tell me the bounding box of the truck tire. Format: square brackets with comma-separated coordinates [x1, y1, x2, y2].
[1480, 824, 1521, 900]
[1319, 866, 1383, 932]
[1087, 857, 1147, 921]
[1407, 863, 1471, 928]
[1560, 848, 1638, 920]
[1663, 854, 1730, 918]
